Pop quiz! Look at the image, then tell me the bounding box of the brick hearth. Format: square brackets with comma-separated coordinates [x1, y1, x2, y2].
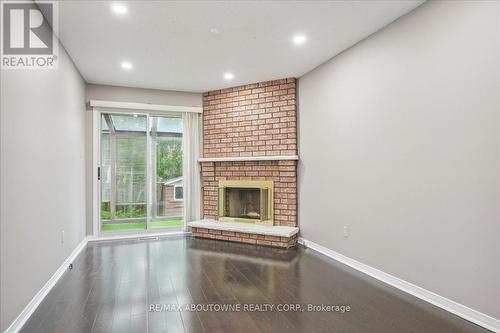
[191, 227, 298, 249]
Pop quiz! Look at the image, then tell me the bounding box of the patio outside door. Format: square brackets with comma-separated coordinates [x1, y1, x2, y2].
[99, 112, 184, 233]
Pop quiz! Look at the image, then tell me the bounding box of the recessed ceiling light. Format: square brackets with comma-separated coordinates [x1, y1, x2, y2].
[292, 34, 306, 46]
[111, 3, 128, 16]
[223, 72, 234, 80]
[209, 27, 221, 35]
[121, 61, 133, 70]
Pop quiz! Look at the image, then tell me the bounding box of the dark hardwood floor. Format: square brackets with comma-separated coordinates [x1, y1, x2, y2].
[20, 236, 491, 333]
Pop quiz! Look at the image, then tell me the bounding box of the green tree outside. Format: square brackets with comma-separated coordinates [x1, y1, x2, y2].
[157, 138, 182, 181]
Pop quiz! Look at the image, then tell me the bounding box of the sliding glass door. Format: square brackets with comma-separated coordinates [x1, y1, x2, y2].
[151, 116, 184, 229]
[99, 112, 183, 233]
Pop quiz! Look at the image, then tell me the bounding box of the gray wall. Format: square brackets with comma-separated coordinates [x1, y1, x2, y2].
[0, 47, 87, 330]
[298, 0, 500, 319]
[84, 84, 202, 235]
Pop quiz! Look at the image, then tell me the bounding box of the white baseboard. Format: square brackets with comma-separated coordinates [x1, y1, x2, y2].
[8, 235, 496, 332]
[298, 237, 500, 332]
[4, 231, 190, 333]
[4, 236, 89, 333]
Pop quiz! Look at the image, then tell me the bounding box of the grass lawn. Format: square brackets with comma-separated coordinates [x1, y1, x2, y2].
[101, 219, 183, 232]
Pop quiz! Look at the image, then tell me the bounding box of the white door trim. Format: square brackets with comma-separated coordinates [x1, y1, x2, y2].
[92, 110, 100, 237]
[87, 230, 191, 242]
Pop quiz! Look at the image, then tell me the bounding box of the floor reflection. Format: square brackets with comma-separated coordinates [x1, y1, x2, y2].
[19, 236, 490, 333]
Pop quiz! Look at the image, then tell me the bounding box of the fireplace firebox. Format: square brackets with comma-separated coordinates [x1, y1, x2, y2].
[218, 180, 273, 226]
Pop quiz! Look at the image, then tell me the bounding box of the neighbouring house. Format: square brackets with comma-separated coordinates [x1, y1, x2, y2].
[159, 176, 183, 218]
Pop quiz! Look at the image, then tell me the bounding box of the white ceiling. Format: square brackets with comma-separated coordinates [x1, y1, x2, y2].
[56, 0, 424, 93]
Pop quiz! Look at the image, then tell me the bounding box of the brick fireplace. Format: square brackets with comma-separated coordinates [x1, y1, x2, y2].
[190, 78, 299, 248]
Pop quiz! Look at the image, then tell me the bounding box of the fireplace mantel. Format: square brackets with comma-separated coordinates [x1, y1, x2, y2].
[198, 155, 299, 163]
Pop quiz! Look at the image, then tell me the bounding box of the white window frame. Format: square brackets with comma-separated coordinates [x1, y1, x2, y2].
[173, 185, 184, 201]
